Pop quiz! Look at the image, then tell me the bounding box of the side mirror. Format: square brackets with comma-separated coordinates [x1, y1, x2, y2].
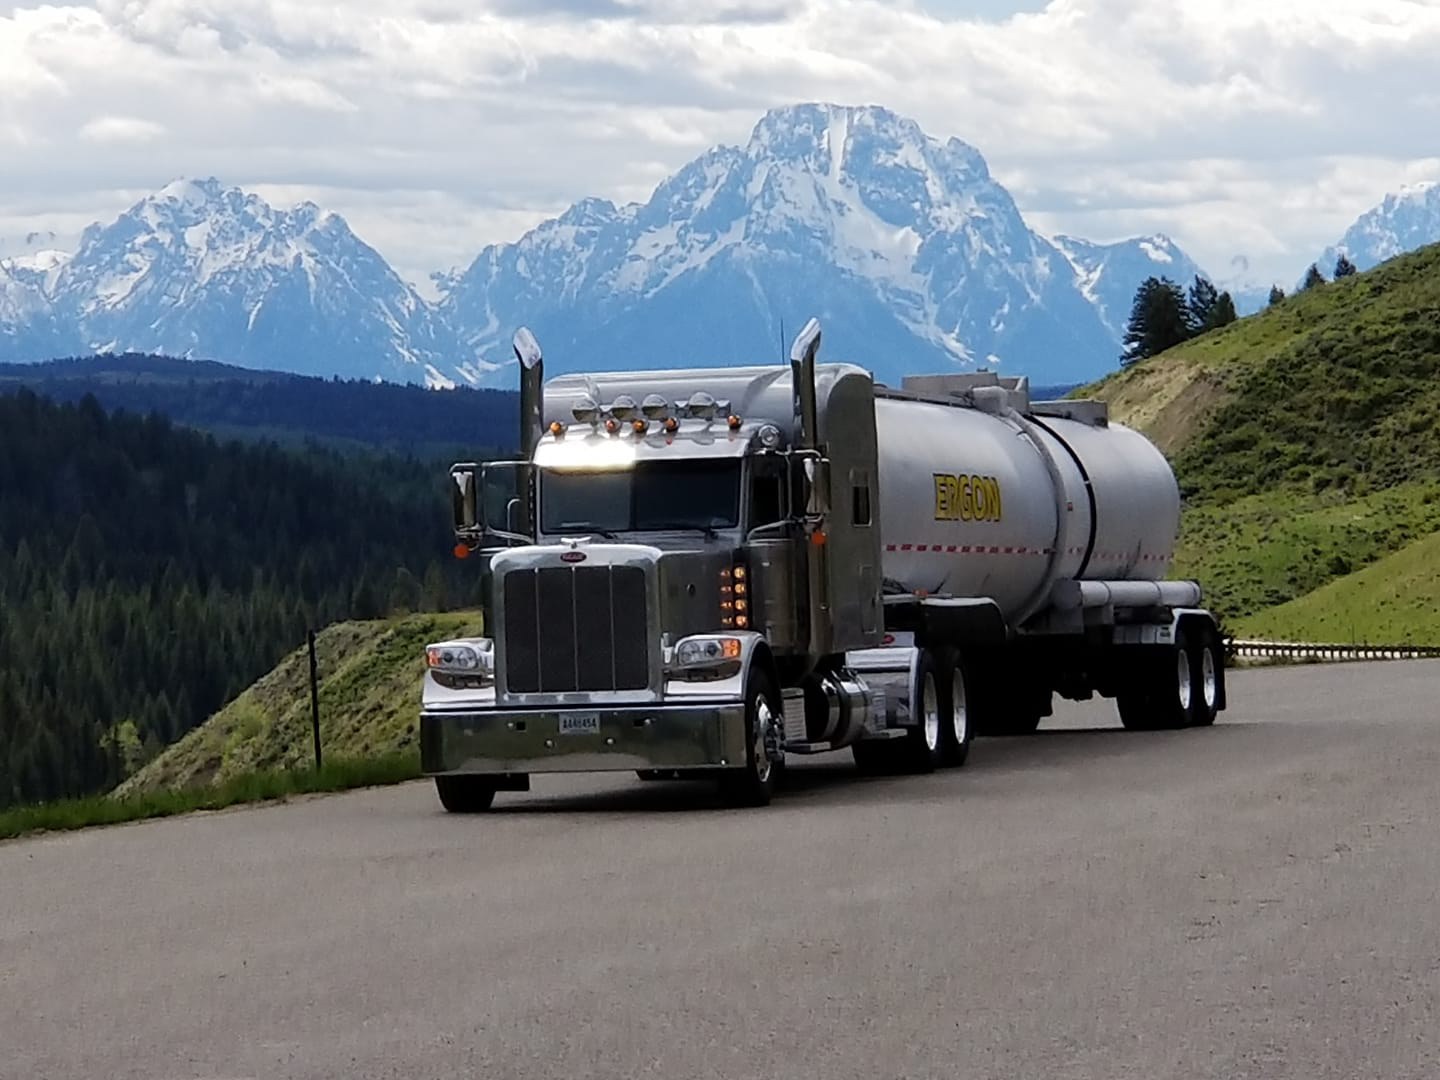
[451, 463, 480, 533]
[450, 460, 534, 548]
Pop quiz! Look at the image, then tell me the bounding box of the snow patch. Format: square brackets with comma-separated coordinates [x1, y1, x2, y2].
[424, 364, 456, 390]
[1138, 238, 1173, 263]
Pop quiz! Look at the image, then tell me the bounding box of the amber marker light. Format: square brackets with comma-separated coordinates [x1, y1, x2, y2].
[605, 419, 620, 434]
[664, 417, 679, 433]
[727, 414, 742, 430]
[632, 419, 648, 434]
[549, 421, 565, 436]
[453, 543, 471, 560]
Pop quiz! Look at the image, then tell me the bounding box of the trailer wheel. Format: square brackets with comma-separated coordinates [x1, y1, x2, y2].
[435, 775, 498, 813]
[899, 651, 944, 774]
[939, 651, 972, 768]
[719, 672, 781, 807]
[1117, 631, 1194, 731]
[1188, 629, 1222, 727]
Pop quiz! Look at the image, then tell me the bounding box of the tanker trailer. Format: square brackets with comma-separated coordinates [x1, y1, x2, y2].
[422, 318, 1225, 810]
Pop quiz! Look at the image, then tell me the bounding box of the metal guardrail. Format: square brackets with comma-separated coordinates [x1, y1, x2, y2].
[1226, 638, 1440, 663]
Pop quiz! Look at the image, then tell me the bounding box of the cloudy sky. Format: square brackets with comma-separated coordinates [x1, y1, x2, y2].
[2, 0, 1438, 292]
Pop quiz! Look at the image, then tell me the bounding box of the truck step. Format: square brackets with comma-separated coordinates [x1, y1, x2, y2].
[784, 740, 834, 755]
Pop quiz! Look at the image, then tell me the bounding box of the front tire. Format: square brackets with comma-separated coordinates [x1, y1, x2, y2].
[435, 775, 498, 813]
[719, 673, 782, 807]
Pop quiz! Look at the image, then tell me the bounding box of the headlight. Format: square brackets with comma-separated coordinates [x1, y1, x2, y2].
[671, 635, 742, 671]
[426, 639, 495, 679]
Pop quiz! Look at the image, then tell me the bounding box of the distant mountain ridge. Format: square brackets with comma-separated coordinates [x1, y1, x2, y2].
[7, 103, 1433, 389]
[439, 104, 1206, 386]
[0, 354, 516, 457]
[1320, 182, 1440, 278]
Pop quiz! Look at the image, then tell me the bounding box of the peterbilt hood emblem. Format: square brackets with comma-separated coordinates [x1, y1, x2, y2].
[560, 551, 587, 563]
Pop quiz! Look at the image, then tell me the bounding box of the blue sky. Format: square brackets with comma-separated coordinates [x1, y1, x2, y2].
[2, 0, 1438, 292]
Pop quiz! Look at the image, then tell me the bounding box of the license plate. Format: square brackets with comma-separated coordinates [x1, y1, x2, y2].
[558, 711, 601, 736]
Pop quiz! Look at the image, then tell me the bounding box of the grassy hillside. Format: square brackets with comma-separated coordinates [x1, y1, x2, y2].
[1087, 243, 1440, 629]
[1237, 529, 1440, 644]
[119, 611, 481, 795]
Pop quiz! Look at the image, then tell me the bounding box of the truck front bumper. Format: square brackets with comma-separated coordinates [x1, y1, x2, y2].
[420, 701, 748, 776]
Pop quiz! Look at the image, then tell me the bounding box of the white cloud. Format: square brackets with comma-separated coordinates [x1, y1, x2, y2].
[1, 0, 1438, 286]
[78, 114, 165, 142]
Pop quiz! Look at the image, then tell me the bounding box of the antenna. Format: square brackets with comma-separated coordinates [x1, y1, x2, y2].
[779, 318, 785, 365]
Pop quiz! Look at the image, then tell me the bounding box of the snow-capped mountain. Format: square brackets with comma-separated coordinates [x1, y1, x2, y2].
[1051, 234, 1209, 338]
[3, 179, 470, 386]
[1320, 181, 1440, 276]
[0, 251, 68, 358]
[441, 104, 1199, 386]
[1, 106, 1216, 388]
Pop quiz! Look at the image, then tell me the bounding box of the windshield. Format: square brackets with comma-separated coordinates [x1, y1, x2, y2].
[541, 459, 741, 535]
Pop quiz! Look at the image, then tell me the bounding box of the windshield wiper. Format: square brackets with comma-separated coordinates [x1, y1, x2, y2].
[554, 525, 620, 539]
[644, 523, 720, 540]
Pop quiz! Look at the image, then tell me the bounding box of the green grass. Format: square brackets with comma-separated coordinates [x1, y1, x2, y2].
[1172, 482, 1440, 622]
[120, 610, 482, 795]
[0, 753, 421, 842]
[1238, 529, 1440, 644]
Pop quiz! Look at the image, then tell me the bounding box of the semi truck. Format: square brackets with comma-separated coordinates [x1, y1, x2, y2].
[420, 319, 1226, 811]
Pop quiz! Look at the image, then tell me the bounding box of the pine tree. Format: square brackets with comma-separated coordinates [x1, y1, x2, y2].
[1187, 276, 1220, 332]
[1334, 253, 1358, 279]
[1211, 291, 1238, 328]
[1268, 285, 1286, 306]
[1302, 264, 1326, 290]
[1121, 277, 1192, 365]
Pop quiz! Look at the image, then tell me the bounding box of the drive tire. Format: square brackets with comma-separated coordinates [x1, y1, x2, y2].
[939, 650, 973, 768]
[719, 672, 781, 808]
[899, 650, 944, 774]
[435, 775, 498, 813]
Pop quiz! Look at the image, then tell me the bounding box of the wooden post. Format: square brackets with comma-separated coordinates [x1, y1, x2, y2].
[308, 630, 322, 772]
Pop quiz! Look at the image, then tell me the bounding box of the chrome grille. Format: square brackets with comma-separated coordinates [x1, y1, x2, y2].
[502, 565, 649, 693]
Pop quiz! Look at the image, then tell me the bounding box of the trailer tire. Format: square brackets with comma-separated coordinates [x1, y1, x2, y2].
[939, 651, 972, 768]
[435, 775, 498, 813]
[1188, 628, 1222, 727]
[719, 673, 781, 808]
[1118, 632, 1194, 731]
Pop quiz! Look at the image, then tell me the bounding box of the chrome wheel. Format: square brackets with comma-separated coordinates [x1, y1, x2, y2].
[951, 668, 969, 748]
[1176, 648, 1193, 712]
[922, 672, 941, 752]
[754, 696, 778, 785]
[1201, 645, 1218, 711]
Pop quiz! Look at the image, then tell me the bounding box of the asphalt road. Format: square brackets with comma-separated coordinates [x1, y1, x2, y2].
[4, 661, 1439, 1080]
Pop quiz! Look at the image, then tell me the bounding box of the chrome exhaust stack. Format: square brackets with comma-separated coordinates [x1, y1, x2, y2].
[514, 326, 544, 461]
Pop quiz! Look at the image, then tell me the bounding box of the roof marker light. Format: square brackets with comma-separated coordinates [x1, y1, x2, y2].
[572, 395, 600, 424]
[609, 394, 638, 421]
[642, 394, 670, 420]
[685, 391, 717, 420]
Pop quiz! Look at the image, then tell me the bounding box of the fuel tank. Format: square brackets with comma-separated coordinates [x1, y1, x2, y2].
[873, 393, 1180, 622]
